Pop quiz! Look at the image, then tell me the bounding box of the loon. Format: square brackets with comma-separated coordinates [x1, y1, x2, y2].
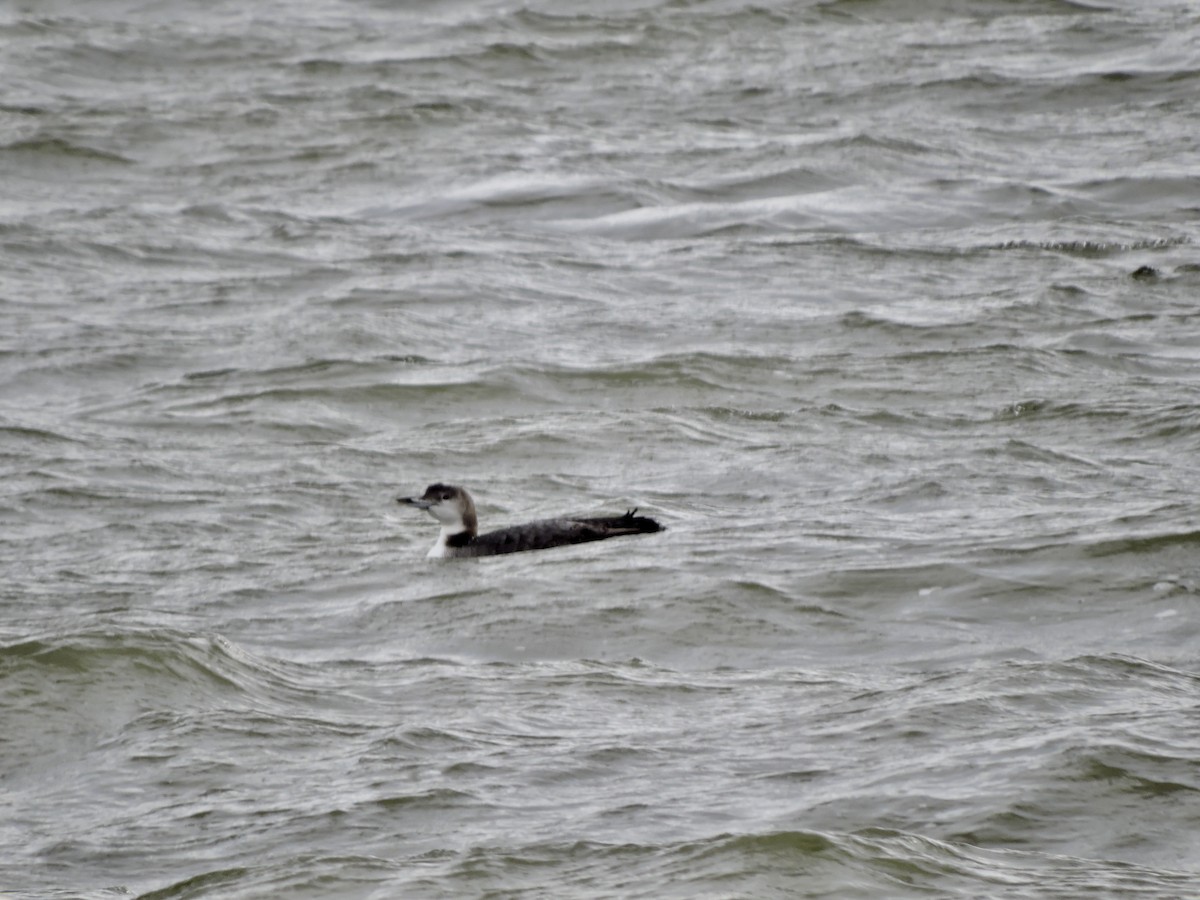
[397, 483, 662, 559]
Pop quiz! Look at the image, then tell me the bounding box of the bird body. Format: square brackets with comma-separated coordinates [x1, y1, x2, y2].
[398, 484, 662, 558]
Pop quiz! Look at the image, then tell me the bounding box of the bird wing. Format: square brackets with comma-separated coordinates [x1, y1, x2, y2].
[469, 511, 661, 556]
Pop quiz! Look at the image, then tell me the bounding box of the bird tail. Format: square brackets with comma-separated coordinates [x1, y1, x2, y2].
[582, 509, 663, 535]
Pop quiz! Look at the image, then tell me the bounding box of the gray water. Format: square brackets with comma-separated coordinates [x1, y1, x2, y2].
[3, 0, 1200, 897]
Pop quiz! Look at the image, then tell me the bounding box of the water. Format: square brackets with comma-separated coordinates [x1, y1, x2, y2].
[3, 0, 1200, 896]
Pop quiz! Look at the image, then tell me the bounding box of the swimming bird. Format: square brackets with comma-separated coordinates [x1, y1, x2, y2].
[397, 483, 662, 558]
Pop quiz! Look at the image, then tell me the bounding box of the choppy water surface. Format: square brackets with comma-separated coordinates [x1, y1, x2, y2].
[3, 0, 1200, 896]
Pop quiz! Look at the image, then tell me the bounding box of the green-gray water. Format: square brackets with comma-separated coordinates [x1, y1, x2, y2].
[3, 1, 1199, 896]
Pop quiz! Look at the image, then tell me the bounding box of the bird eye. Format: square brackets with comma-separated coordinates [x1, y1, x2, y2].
[440, 492, 451, 500]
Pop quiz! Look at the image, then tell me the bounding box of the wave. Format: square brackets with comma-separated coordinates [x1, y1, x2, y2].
[0, 136, 131, 165]
[0, 628, 330, 747]
[179, 825, 1195, 898]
